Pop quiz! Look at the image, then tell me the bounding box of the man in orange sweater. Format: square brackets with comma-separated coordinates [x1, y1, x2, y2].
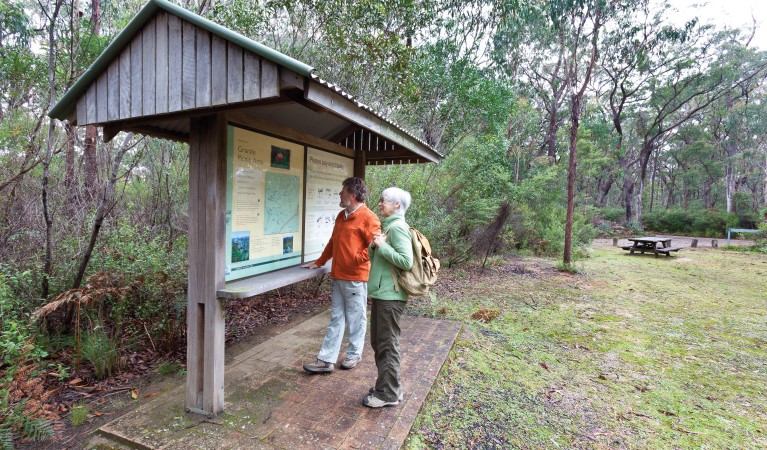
[301, 177, 381, 373]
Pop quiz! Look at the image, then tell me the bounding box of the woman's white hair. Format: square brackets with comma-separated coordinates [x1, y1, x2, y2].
[381, 187, 412, 214]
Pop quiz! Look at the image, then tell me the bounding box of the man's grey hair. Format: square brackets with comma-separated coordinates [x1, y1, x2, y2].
[382, 187, 412, 214]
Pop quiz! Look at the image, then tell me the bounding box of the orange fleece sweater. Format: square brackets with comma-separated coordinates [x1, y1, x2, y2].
[315, 204, 381, 281]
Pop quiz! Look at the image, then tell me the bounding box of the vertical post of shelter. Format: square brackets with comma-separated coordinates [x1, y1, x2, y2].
[354, 147, 366, 179]
[186, 115, 226, 416]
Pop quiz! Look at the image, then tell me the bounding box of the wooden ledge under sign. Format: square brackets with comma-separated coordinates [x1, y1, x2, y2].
[217, 262, 331, 299]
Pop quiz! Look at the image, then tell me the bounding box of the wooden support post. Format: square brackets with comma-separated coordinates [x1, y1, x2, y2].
[354, 147, 366, 179]
[691, 239, 698, 248]
[612, 238, 618, 246]
[186, 114, 226, 417]
[711, 239, 718, 248]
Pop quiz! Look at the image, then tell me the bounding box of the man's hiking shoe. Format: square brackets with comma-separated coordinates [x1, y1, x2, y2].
[368, 387, 404, 401]
[340, 357, 360, 370]
[363, 393, 399, 408]
[303, 359, 334, 373]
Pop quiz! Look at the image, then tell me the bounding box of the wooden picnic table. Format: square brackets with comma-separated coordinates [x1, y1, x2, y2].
[621, 237, 683, 257]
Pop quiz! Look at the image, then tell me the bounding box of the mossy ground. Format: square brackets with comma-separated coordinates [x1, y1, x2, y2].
[405, 247, 767, 449]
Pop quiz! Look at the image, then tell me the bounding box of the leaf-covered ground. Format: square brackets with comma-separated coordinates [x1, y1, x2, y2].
[405, 243, 767, 449]
[18, 277, 332, 449]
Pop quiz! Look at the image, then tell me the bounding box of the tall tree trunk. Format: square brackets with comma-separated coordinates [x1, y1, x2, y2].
[635, 178, 644, 220]
[564, 99, 579, 263]
[665, 172, 675, 209]
[564, 6, 602, 265]
[763, 150, 767, 209]
[65, 122, 76, 191]
[649, 150, 658, 212]
[72, 133, 134, 289]
[42, 0, 64, 299]
[623, 173, 633, 221]
[83, 0, 101, 200]
[544, 105, 560, 160]
[725, 162, 735, 213]
[597, 175, 614, 206]
[91, 0, 100, 30]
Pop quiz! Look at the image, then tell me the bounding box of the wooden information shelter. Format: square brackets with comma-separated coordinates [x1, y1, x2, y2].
[49, 0, 441, 417]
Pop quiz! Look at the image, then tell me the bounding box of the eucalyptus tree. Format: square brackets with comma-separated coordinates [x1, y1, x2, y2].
[496, 0, 633, 263]
[624, 26, 767, 220]
[492, 1, 571, 162]
[704, 33, 767, 213]
[0, 0, 47, 190]
[664, 122, 722, 209]
[596, 0, 671, 216]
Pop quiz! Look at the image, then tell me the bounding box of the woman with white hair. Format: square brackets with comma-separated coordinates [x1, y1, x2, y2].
[363, 187, 414, 408]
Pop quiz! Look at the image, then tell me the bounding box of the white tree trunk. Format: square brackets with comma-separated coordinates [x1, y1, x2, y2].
[726, 163, 735, 213]
[635, 178, 644, 221]
[763, 150, 767, 209]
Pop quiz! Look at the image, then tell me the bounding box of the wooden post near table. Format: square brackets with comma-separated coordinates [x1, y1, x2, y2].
[612, 238, 618, 246]
[186, 115, 226, 416]
[691, 239, 698, 248]
[712, 239, 718, 248]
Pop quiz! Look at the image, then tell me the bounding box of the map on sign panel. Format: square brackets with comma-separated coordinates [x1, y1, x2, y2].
[264, 171, 300, 235]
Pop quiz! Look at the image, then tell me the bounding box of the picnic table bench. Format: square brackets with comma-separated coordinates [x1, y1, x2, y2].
[726, 228, 762, 245]
[655, 246, 683, 255]
[621, 237, 682, 257]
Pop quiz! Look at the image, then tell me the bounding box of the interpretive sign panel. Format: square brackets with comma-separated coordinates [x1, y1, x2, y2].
[304, 148, 354, 261]
[225, 125, 305, 281]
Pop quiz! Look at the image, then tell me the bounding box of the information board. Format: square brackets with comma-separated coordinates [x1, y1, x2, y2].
[225, 126, 305, 281]
[304, 148, 354, 261]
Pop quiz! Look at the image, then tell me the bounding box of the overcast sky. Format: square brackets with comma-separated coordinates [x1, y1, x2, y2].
[663, 0, 767, 48]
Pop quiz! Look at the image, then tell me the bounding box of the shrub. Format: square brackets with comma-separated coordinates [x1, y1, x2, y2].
[598, 207, 625, 222]
[69, 403, 89, 427]
[60, 224, 187, 354]
[595, 221, 615, 237]
[626, 219, 643, 234]
[80, 326, 119, 379]
[641, 208, 736, 237]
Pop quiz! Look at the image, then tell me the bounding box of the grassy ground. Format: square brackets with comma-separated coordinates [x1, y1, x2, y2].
[404, 246, 767, 449]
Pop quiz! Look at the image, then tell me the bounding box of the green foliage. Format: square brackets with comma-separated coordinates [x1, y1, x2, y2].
[625, 219, 644, 234]
[641, 208, 736, 236]
[0, 270, 54, 448]
[0, 401, 54, 448]
[733, 192, 761, 228]
[157, 361, 185, 376]
[598, 207, 626, 222]
[69, 403, 89, 427]
[83, 224, 187, 353]
[0, 269, 47, 367]
[80, 325, 119, 379]
[556, 261, 584, 274]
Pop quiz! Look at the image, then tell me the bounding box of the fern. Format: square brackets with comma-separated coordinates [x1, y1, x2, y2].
[0, 400, 55, 449]
[0, 425, 14, 450]
[20, 417, 54, 442]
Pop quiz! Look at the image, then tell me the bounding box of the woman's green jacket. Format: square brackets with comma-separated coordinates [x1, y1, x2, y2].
[367, 213, 413, 301]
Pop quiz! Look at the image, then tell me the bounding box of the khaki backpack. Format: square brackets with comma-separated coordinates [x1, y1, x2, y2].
[392, 226, 440, 297]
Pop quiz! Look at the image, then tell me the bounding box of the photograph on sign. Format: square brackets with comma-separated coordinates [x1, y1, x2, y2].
[225, 125, 305, 281]
[304, 148, 354, 261]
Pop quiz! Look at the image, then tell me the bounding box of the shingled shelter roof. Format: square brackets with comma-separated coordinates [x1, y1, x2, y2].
[49, 0, 441, 165]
